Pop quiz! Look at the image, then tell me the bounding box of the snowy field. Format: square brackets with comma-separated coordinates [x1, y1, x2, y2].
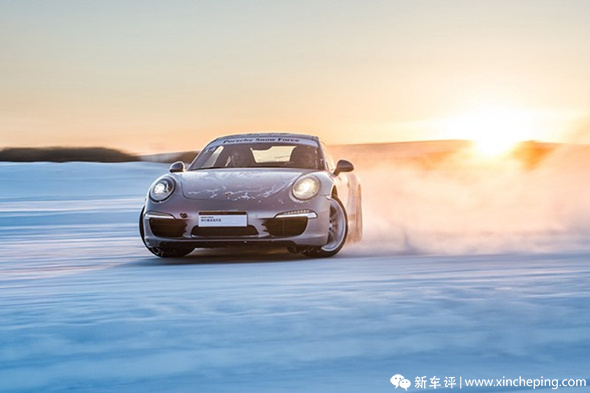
[1, 158, 589, 392]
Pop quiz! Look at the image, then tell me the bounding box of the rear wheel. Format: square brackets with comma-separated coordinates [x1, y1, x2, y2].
[301, 197, 348, 258]
[139, 208, 194, 258]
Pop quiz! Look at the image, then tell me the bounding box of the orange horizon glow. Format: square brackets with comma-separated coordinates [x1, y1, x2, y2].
[0, 105, 583, 156]
[440, 106, 539, 158]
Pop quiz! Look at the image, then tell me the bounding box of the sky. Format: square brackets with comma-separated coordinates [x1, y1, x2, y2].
[1, 0, 590, 154]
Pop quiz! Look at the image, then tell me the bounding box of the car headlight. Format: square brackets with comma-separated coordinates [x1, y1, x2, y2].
[292, 175, 320, 200]
[149, 177, 175, 202]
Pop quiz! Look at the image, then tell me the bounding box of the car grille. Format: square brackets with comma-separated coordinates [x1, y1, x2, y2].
[264, 217, 308, 237]
[192, 226, 259, 237]
[149, 218, 186, 237]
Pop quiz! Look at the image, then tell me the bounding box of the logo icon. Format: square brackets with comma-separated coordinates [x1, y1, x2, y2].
[391, 374, 411, 391]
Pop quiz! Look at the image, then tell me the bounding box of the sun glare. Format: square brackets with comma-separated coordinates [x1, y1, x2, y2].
[442, 106, 538, 158]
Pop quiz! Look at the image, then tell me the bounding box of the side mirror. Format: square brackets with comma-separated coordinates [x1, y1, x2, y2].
[334, 159, 354, 176]
[169, 161, 185, 173]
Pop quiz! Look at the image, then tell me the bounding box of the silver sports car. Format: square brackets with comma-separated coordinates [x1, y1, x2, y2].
[140, 133, 362, 258]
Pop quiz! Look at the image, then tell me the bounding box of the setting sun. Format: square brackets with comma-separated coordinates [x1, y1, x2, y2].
[441, 106, 539, 158]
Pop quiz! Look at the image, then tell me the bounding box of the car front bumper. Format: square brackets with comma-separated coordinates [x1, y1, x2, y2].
[142, 195, 332, 249]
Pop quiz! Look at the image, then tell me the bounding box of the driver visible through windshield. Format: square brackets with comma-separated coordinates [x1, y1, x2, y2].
[189, 142, 321, 170]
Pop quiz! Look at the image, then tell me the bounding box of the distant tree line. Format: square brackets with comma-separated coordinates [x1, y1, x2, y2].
[0, 147, 200, 163]
[0, 147, 137, 162]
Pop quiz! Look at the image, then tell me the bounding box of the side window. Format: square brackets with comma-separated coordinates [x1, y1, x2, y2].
[202, 146, 224, 168]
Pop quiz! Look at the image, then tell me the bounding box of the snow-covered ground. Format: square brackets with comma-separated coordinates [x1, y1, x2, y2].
[1, 160, 589, 392]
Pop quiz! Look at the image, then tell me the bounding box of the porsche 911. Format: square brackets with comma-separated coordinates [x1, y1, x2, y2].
[139, 133, 362, 258]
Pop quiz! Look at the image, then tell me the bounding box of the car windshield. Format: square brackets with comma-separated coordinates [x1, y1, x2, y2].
[189, 142, 321, 170]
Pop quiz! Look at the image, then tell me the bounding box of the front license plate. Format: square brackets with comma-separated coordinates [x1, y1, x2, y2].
[198, 212, 247, 227]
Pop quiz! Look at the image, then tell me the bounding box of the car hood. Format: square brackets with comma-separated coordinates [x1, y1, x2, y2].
[180, 169, 306, 201]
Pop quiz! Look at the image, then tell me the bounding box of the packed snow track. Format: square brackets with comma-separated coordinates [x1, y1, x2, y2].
[0, 162, 588, 392]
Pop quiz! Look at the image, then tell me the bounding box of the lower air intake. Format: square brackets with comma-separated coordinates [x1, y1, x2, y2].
[264, 217, 308, 237]
[192, 226, 259, 237]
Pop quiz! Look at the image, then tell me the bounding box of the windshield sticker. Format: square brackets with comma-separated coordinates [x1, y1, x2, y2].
[213, 136, 318, 147]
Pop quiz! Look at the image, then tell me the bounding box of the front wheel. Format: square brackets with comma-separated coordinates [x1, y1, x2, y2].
[144, 245, 194, 258]
[301, 197, 348, 258]
[139, 208, 194, 258]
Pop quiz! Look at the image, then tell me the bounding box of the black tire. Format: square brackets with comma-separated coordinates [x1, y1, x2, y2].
[139, 208, 194, 258]
[144, 245, 194, 258]
[301, 197, 348, 258]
